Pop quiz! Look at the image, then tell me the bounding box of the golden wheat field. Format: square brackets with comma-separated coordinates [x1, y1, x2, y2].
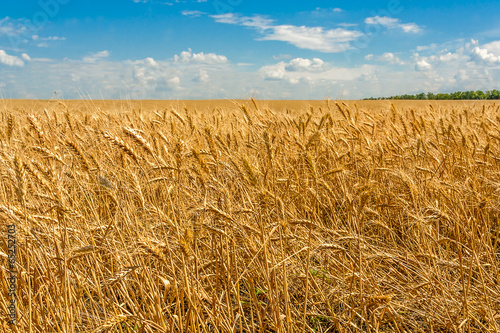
[1, 99, 500, 332]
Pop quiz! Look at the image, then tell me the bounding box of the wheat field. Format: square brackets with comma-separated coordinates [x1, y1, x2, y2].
[0, 99, 499, 332]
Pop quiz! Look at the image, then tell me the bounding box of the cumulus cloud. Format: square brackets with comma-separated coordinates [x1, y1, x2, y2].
[435, 52, 461, 62]
[126, 50, 232, 97]
[259, 57, 373, 85]
[399, 39, 500, 95]
[83, 51, 111, 63]
[210, 13, 362, 53]
[173, 49, 227, 64]
[144, 57, 158, 67]
[260, 57, 326, 82]
[454, 69, 469, 82]
[470, 46, 500, 65]
[365, 16, 422, 33]
[376, 52, 405, 65]
[0, 50, 25, 67]
[483, 41, 500, 55]
[415, 59, 432, 71]
[132, 60, 159, 85]
[412, 39, 500, 73]
[196, 70, 209, 82]
[168, 76, 181, 87]
[285, 58, 324, 71]
[2, 38, 500, 100]
[127, 57, 181, 97]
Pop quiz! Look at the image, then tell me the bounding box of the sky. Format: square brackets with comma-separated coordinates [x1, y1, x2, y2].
[0, 0, 499, 99]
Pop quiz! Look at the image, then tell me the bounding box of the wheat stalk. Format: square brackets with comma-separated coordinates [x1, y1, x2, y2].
[102, 131, 140, 164]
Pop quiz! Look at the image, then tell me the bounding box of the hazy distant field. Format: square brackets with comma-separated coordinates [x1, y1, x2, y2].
[1, 99, 499, 332]
[3, 98, 496, 114]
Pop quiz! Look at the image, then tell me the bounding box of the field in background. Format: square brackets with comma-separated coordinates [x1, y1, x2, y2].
[0, 99, 499, 332]
[2, 98, 495, 114]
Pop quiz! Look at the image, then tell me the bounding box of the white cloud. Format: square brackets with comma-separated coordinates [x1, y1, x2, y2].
[365, 16, 399, 26]
[260, 63, 286, 80]
[196, 70, 209, 82]
[259, 57, 373, 85]
[125, 57, 181, 97]
[365, 54, 374, 60]
[454, 69, 469, 82]
[338, 23, 358, 28]
[45, 36, 66, 41]
[377, 52, 405, 65]
[144, 57, 158, 67]
[31, 58, 53, 62]
[123, 50, 232, 97]
[181, 10, 207, 17]
[483, 41, 500, 55]
[415, 59, 432, 71]
[168, 76, 181, 88]
[83, 50, 111, 63]
[33, 35, 66, 41]
[365, 16, 422, 33]
[173, 49, 227, 64]
[21, 53, 30, 61]
[399, 23, 421, 33]
[311, 7, 344, 16]
[259, 25, 362, 53]
[410, 39, 500, 73]
[239, 15, 275, 29]
[285, 58, 324, 71]
[403, 39, 500, 94]
[435, 52, 460, 62]
[0, 50, 25, 67]
[0, 17, 31, 37]
[2, 39, 500, 100]
[210, 13, 362, 53]
[211, 13, 243, 25]
[471, 46, 500, 65]
[1, 18, 64, 48]
[273, 54, 292, 60]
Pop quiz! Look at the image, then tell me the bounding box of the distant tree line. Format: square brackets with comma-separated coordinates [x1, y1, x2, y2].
[365, 89, 500, 100]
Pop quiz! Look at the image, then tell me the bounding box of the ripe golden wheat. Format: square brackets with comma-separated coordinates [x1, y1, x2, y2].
[0, 99, 499, 332]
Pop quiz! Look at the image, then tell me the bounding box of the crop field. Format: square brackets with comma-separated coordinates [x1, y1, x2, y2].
[0, 99, 499, 332]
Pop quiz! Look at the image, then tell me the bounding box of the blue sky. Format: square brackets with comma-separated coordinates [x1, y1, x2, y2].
[0, 0, 499, 99]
